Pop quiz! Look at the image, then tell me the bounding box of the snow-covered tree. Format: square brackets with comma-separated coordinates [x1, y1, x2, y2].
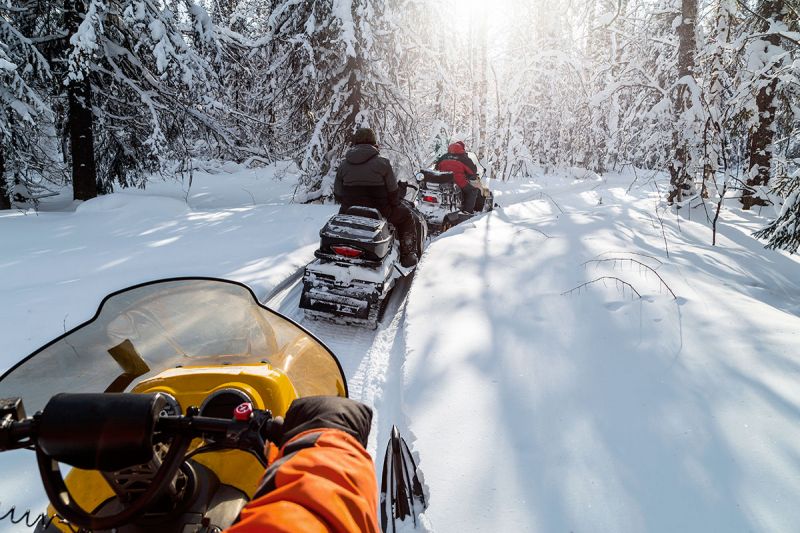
[63, 0, 229, 198]
[666, 0, 700, 204]
[739, 0, 794, 209]
[754, 171, 800, 253]
[0, 6, 56, 208]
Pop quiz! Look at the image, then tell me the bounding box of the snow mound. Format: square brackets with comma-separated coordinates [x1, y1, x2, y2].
[76, 193, 190, 216]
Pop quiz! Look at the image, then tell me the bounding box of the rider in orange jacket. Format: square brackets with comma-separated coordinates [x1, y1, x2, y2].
[225, 396, 379, 533]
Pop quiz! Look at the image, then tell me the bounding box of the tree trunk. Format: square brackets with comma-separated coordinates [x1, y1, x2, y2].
[741, 0, 784, 210]
[65, 0, 97, 201]
[0, 147, 9, 210]
[741, 78, 779, 209]
[476, 15, 488, 162]
[741, 25, 783, 207]
[667, 0, 697, 204]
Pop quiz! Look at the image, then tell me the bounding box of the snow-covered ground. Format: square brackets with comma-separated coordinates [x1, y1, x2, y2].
[405, 172, 800, 532]
[1, 164, 799, 532]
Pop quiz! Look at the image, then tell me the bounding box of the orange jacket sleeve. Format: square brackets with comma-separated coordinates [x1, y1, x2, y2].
[225, 428, 379, 533]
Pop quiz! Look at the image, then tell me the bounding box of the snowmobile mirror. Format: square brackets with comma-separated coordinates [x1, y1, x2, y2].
[0, 397, 25, 422]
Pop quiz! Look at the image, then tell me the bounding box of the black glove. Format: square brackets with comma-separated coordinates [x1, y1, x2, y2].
[266, 396, 373, 448]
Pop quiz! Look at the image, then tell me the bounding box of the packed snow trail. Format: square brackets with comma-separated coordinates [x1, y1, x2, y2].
[266, 275, 417, 464]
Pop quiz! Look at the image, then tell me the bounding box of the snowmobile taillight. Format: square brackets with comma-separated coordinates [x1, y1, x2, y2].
[331, 245, 364, 258]
[422, 195, 439, 204]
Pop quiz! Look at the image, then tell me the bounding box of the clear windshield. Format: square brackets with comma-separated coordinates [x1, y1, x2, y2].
[0, 278, 347, 413]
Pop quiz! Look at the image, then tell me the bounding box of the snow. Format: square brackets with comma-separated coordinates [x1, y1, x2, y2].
[333, 0, 356, 57]
[404, 172, 800, 531]
[1, 165, 800, 531]
[150, 19, 173, 73]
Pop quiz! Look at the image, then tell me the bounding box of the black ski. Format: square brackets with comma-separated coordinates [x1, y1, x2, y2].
[380, 425, 426, 532]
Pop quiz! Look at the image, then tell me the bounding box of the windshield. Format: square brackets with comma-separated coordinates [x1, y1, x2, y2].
[0, 278, 347, 413]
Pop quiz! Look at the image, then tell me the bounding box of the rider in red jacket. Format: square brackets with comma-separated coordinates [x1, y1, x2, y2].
[434, 141, 481, 213]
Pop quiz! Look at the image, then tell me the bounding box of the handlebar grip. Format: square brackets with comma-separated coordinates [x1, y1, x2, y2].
[0, 418, 35, 451]
[37, 393, 166, 471]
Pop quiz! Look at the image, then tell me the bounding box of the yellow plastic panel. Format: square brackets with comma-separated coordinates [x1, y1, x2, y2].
[133, 363, 297, 417]
[45, 468, 116, 531]
[191, 449, 265, 498]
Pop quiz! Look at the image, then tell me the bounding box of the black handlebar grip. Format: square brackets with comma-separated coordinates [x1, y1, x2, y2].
[37, 393, 166, 471]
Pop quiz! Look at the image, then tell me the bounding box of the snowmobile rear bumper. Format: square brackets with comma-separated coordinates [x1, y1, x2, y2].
[300, 263, 397, 328]
[300, 281, 381, 321]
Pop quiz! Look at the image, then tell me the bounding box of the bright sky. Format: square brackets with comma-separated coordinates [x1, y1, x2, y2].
[448, 0, 513, 31]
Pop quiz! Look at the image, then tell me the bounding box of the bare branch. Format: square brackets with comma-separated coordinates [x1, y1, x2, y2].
[562, 277, 642, 299]
[582, 258, 677, 299]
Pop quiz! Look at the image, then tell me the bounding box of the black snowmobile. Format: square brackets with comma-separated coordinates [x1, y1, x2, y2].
[416, 152, 494, 234]
[299, 182, 428, 329]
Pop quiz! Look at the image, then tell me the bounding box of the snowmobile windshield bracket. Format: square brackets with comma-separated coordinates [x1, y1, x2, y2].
[105, 339, 151, 393]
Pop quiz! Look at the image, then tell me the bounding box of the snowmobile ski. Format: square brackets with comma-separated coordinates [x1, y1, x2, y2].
[380, 425, 426, 532]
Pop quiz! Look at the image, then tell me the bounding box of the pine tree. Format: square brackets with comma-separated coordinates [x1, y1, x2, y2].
[754, 173, 800, 253]
[62, 0, 227, 197]
[1, 3, 56, 208]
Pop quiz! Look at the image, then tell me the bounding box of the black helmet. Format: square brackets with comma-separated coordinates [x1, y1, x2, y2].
[351, 127, 377, 146]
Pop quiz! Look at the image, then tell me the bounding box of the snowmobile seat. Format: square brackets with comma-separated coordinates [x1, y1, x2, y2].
[420, 169, 455, 184]
[316, 210, 393, 264]
[344, 206, 384, 221]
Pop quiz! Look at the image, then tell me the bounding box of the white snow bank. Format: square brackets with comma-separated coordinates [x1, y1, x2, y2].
[75, 193, 190, 216]
[405, 171, 800, 532]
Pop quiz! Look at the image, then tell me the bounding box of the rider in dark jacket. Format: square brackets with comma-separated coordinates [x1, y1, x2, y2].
[334, 128, 418, 267]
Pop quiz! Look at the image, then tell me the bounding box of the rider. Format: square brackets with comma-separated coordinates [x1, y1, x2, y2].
[434, 141, 481, 214]
[334, 127, 418, 268]
[226, 396, 379, 532]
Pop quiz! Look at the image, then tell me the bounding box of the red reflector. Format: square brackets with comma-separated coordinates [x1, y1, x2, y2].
[331, 245, 363, 258]
[422, 195, 439, 203]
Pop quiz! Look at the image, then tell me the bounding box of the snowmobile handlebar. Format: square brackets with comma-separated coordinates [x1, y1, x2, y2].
[0, 393, 276, 530]
[1, 393, 275, 462]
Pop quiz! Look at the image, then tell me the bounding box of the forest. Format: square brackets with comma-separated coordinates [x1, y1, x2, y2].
[1, 0, 799, 252]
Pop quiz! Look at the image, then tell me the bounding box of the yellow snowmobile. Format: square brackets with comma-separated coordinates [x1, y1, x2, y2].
[0, 277, 425, 532]
[0, 277, 349, 532]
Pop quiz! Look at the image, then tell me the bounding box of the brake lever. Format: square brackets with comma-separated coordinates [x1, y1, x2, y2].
[185, 405, 274, 460]
[225, 408, 273, 453]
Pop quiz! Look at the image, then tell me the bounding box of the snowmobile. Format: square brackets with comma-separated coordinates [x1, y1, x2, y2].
[0, 278, 425, 532]
[415, 152, 495, 234]
[300, 183, 428, 329]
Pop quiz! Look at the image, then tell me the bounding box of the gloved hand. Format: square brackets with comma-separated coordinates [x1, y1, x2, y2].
[264, 396, 372, 448]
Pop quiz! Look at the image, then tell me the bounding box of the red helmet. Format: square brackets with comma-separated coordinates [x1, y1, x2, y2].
[448, 141, 466, 154]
